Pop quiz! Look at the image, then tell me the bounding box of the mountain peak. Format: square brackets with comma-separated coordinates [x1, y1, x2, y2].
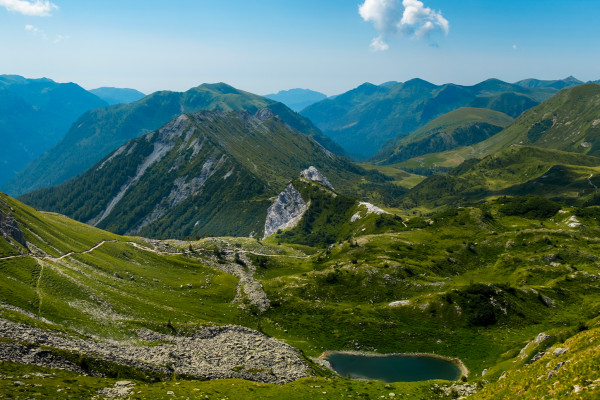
[198, 82, 241, 95]
[401, 78, 437, 91]
[300, 166, 334, 190]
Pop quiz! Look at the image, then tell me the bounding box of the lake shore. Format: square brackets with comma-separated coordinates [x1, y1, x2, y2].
[318, 350, 469, 380]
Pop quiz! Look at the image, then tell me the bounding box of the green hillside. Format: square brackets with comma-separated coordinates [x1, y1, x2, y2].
[397, 83, 600, 174]
[401, 146, 600, 209]
[0, 75, 107, 186]
[301, 78, 559, 159]
[4, 177, 600, 398]
[4, 83, 341, 197]
[19, 109, 368, 239]
[373, 108, 513, 165]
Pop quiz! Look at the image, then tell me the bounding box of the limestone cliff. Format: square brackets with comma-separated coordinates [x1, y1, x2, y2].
[263, 184, 308, 238]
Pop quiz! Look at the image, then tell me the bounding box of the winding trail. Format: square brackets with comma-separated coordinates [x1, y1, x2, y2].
[588, 173, 598, 192]
[35, 260, 44, 316]
[1, 236, 315, 313]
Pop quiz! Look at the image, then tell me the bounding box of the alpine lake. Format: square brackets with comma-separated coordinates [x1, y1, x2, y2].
[323, 352, 464, 383]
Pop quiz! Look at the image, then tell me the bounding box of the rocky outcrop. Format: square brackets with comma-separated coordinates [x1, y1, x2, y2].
[264, 184, 308, 238]
[0, 318, 310, 384]
[202, 250, 270, 313]
[300, 166, 334, 190]
[351, 202, 390, 222]
[0, 211, 27, 248]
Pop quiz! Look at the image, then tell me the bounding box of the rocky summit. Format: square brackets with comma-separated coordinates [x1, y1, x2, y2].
[20, 110, 363, 239]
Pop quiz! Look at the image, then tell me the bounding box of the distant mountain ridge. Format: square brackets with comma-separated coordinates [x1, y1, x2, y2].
[301, 78, 571, 159]
[515, 76, 583, 90]
[264, 88, 327, 112]
[89, 87, 146, 105]
[20, 109, 364, 239]
[373, 107, 514, 165]
[419, 83, 600, 168]
[5, 83, 341, 196]
[0, 75, 107, 186]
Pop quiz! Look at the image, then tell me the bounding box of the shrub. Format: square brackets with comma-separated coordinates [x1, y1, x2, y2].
[498, 196, 560, 219]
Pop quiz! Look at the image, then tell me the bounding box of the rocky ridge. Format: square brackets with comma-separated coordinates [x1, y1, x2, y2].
[300, 166, 334, 190]
[0, 317, 309, 384]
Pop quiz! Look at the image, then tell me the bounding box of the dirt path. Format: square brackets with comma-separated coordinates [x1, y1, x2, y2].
[588, 173, 598, 192]
[0, 254, 25, 261]
[2, 238, 305, 314]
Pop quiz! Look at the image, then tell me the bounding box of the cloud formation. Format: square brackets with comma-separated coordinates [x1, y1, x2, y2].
[25, 23, 47, 40]
[26, 24, 67, 43]
[359, 0, 449, 51]
[1, 0, 58, 16]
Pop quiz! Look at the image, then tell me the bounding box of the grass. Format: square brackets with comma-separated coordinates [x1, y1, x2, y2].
[2, 191, 600, 398]
[0, 362, 442, 399]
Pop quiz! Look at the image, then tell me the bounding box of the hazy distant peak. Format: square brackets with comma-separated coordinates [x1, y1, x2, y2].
[264, 88, 327, 112]
[89, 87, 146, 105]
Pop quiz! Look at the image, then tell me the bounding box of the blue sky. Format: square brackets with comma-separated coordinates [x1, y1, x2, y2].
[1, 0, 599, 95]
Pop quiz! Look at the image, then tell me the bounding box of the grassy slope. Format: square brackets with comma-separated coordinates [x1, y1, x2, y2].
[398, 108, 513, 144]
[472, 325, 600, 399]
[399, 83, 600, 171]
[0, 193, 239, 339]
[2, 188, 600, 398]
[373, 107, 513, 165]
[400, 146, 600, 210]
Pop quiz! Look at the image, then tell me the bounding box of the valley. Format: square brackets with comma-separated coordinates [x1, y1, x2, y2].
[3, 0, 600, 397]
[2, 76, 600, 400]
[3, 151, 600, 398]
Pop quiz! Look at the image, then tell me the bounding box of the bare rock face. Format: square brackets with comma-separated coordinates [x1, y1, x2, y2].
[255, 108, 275, 121]
[300, 166, 334, 190]
[0, 211, 27, 248]
[264, 184, 307, 238]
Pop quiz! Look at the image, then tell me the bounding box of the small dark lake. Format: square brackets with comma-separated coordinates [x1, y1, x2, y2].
[325, 352, 462, 382]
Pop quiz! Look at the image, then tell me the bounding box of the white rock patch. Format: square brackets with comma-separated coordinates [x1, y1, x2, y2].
[300, 166, 334, 190]
[351, 202, 390, 222]
[263, 184, 308, 238]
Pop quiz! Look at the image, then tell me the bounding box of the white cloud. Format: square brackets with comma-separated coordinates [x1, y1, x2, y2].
[370, 36, 389, 51]
[513, 44, 518, 50]
[0, 0, 58, 16]
[359, 0, 449, 50]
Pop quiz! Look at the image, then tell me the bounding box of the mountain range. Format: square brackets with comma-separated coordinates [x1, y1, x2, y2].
[301, 77, 580, 159]
[397, 83, 600, 174]
[4, 83, 342, 196]
[20, 108, 364, 239]
[0, 75, 107, 186]
[2, 74, 600, 399]
[392, 84, 600, 211]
